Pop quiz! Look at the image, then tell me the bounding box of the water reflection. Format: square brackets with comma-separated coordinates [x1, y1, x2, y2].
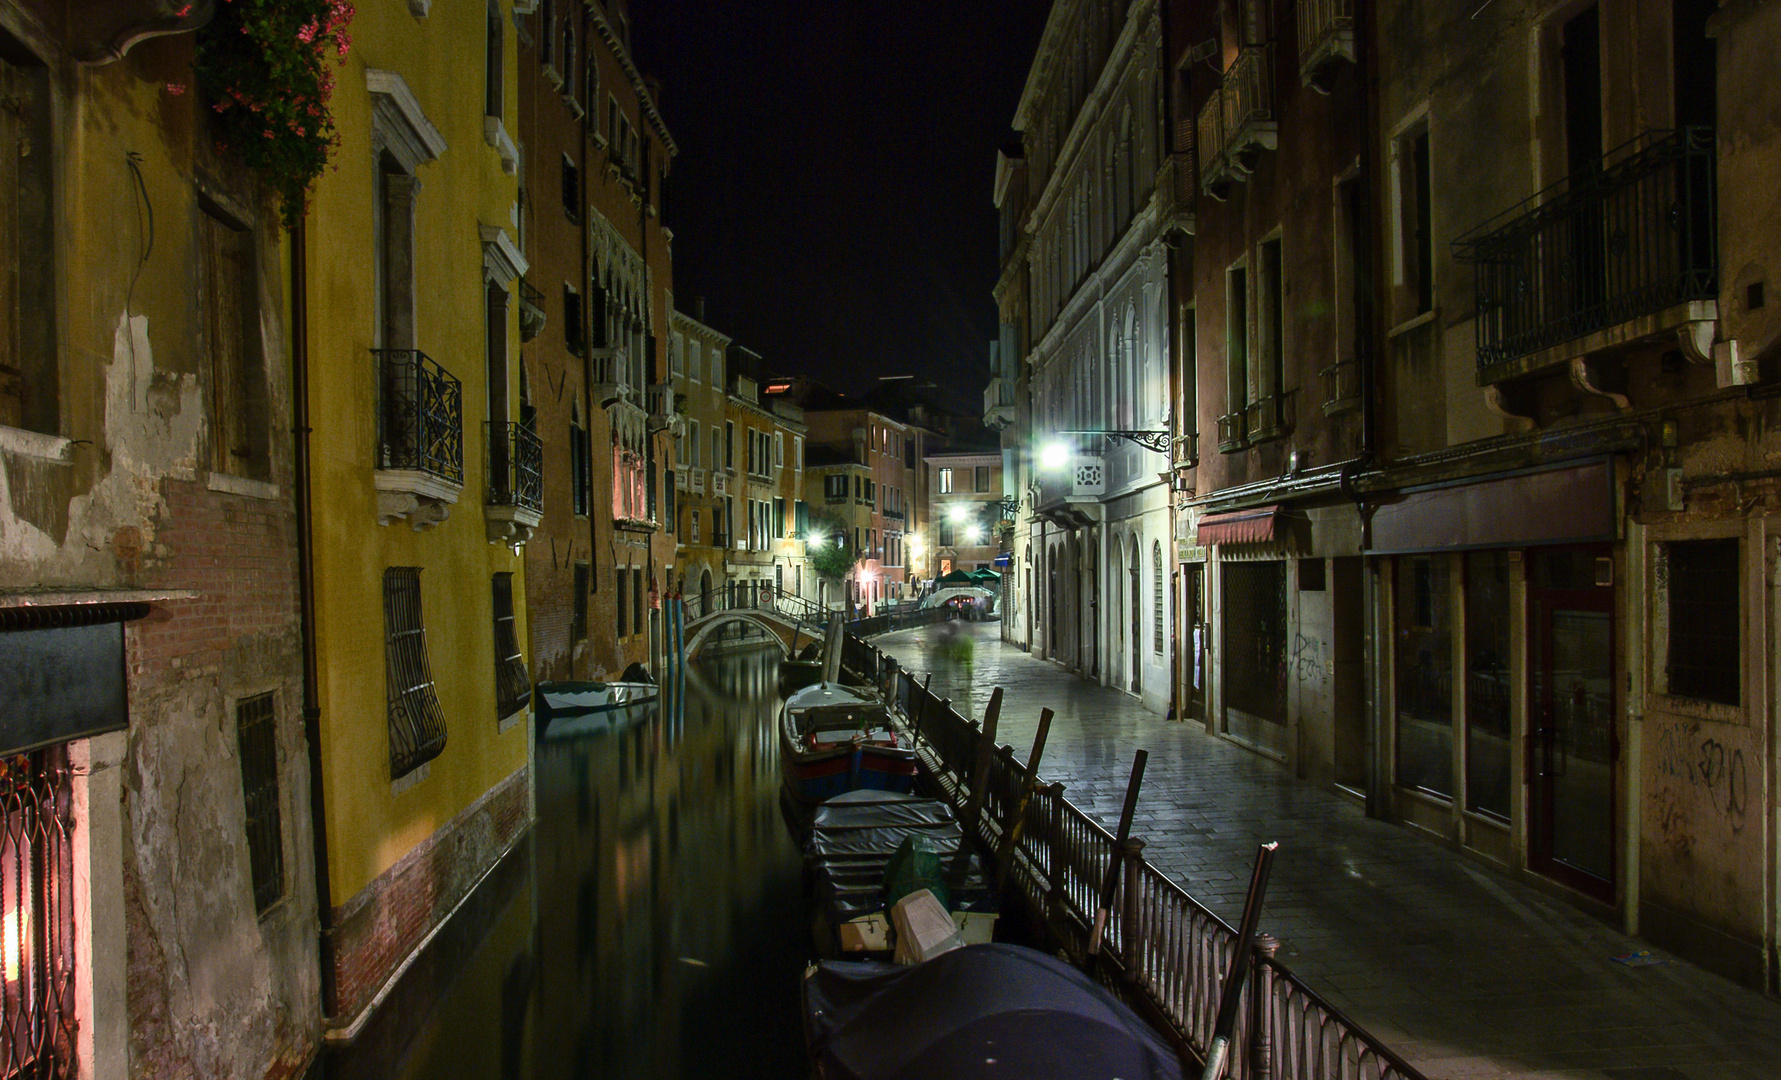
[324, 643, 807, 1080]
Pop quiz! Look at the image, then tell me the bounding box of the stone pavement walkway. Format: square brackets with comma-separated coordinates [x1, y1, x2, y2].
[876, 620, 1781, 1080]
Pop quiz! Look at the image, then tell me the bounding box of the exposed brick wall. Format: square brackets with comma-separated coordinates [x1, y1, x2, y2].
[122, 475, 318, 1078]
[328, 766, 532, 1027]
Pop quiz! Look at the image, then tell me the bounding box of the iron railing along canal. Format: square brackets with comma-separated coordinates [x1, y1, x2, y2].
[851, 633, 1428, 1080]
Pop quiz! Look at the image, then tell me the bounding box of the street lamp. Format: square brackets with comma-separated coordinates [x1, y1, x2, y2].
[965, 524, 983, 545]
[947, 503, 971, 524]
[1040, 440, 1070, 472]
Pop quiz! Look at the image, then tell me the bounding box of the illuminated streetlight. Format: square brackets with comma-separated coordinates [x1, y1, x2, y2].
[948, 503, 970, 523]
[1040, 440, 1069, 472]
[965, 525, 983, 544]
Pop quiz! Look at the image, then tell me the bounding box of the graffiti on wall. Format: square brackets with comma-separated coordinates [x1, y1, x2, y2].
[1652, 721, 1749, 855]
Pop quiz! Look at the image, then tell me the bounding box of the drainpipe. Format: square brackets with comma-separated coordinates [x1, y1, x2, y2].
[292, 220, 337, 1017]
[1358, 0, 1386, 819]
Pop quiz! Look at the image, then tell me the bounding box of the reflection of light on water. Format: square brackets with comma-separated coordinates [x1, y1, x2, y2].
[614, 832, 652, 916]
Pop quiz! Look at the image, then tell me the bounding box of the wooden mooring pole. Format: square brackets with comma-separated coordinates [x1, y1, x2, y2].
[1087, 748, 1148, 957]
[994, 708, 1053, 891]
[962, 687, 1004, 833]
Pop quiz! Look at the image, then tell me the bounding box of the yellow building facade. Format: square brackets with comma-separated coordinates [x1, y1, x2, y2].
[299, 0, 534, 1031]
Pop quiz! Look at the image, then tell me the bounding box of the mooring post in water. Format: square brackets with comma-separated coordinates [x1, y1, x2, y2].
[995, 708, 1053, 890]
[1200, 841, 1279, 1080]
[963, 687, 1004, 833]
[1087, 748, 1148, 958]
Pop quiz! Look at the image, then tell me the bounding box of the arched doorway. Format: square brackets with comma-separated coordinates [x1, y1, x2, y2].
[699, 568, 712, 618]
[1083, 529, 1099, 680]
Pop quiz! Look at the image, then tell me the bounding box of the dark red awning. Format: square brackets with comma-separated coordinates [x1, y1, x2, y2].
[1197, 505, 1280, 546]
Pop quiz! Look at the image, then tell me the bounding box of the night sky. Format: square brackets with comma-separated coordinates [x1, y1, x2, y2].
[631, 2, 1051, 413]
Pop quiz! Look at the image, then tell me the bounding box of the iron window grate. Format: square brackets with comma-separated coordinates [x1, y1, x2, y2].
[0, 747, 76, 1078]
[492, 574, 531, 718]
[235, 693, 285, 914]
[1665, 538, 1739, 705]
[384, 568, 449, 777]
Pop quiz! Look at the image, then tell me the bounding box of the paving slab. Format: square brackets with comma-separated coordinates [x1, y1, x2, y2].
[876, 620, 1781, 1080]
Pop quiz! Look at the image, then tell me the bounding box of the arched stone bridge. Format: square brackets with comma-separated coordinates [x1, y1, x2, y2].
[681, 605, 827, 658]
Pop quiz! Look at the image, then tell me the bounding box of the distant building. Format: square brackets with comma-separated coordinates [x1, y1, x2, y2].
[926, 449, 1005, 580]
[996, 0, 1175, 712]
[670, 308, 733, 615]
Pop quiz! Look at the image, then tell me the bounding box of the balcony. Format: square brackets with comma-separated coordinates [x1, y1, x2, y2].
[711, 472, 730, 497]
[517, 280, 545, 342]
[983, 376, 1016, 429]
[646, 381, 679, 432]
[690, 467, 706, 494]
[1455, 128, 1718, 382]
[589, 348, 631, 405]
[1217, 410, 1247, 454]
[375, 349, 463, 529]
[1320, 355, 1362, 415]
[1172, 431, 1199, 470]
[1198, 44, 1278, 199]
[484, 421, 542, 548]
[1297, 0, 1355, 94]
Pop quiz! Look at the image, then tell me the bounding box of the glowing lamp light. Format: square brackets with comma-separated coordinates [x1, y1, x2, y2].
[948, 504, 970, 523]
[965, 525, 983, 544]
[4, 895, 24, 983]
[1040, 440, 1069, 472]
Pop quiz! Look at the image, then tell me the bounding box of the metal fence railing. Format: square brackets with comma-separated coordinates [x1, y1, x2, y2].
[1454, 127, 1717, 374]
[844, 630, 1428, 1080]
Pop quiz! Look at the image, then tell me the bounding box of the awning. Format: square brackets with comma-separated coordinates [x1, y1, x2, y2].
[1367, 458, 1614, 553]
[1197, 505, 1280, 546]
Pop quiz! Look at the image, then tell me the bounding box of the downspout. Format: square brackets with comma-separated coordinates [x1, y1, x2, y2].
[1357, 0, 1386, 817]
[292, 220, 337, 1016]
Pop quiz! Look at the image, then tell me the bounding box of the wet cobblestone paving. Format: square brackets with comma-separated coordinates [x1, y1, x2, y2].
[878, 620, 1781, 1080]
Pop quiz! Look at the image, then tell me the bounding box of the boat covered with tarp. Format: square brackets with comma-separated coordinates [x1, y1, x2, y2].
[801, 943, 1184, 1080]
[535, 672, 657, 738]
[803, 789, 996, 955]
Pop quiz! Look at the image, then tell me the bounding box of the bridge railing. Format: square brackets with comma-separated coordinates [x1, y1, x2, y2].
[840, 628, 1430, 1080]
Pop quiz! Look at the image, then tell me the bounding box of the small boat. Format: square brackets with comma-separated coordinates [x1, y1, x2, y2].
[535, 678, 657, 738]
[802, 943, 1184, 1080]
[804, 790, 997, 957]
[780, 682, 918, 806]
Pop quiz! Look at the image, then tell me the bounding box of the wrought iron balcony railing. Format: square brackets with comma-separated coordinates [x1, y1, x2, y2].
[1199, 44, 1278, 197]
[1454, 127, 1718, 376]
[485, 421, 543, 512]
[1297, 0, 1356, 93]
[376, 349, 463, 486]
[1172, 431, 1199, 470]
[1217, 410, 1247, 453]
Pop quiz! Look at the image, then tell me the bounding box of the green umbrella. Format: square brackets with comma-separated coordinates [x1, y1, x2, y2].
[936, 569, 975, 585]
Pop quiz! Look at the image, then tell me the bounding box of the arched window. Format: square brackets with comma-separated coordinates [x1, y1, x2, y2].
[562, 22, 577, 99]
[1153, 541, 1165, 653]
[539, 0, 554, 68]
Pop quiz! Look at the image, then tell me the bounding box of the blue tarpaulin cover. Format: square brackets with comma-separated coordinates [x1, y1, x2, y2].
[802, 944, 1184, 1080]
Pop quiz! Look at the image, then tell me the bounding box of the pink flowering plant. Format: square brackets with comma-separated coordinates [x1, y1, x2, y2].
[194, 0, 354, 227]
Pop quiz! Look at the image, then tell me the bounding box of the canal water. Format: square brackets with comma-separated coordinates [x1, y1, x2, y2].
[324, 640, 810, 1079]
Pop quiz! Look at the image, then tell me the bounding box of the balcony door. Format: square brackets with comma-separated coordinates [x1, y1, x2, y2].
[1528, 545, 1616, 901]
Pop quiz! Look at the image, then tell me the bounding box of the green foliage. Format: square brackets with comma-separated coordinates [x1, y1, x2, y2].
[194, 0, 354, 229]
[806, 512, 861, 581]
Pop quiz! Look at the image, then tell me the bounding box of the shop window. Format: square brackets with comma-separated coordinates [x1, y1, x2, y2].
[1661, 538, 1740, 706]
[383, 568, 448, 778]
[1152, 542, 1164, 654]
[235, 693, 284, 914]
[1464, 552, 1512, 820]
[1395, 555, 1453, 799]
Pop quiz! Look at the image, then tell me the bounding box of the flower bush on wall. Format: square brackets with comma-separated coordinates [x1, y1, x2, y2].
[194, 0, 354, 228]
